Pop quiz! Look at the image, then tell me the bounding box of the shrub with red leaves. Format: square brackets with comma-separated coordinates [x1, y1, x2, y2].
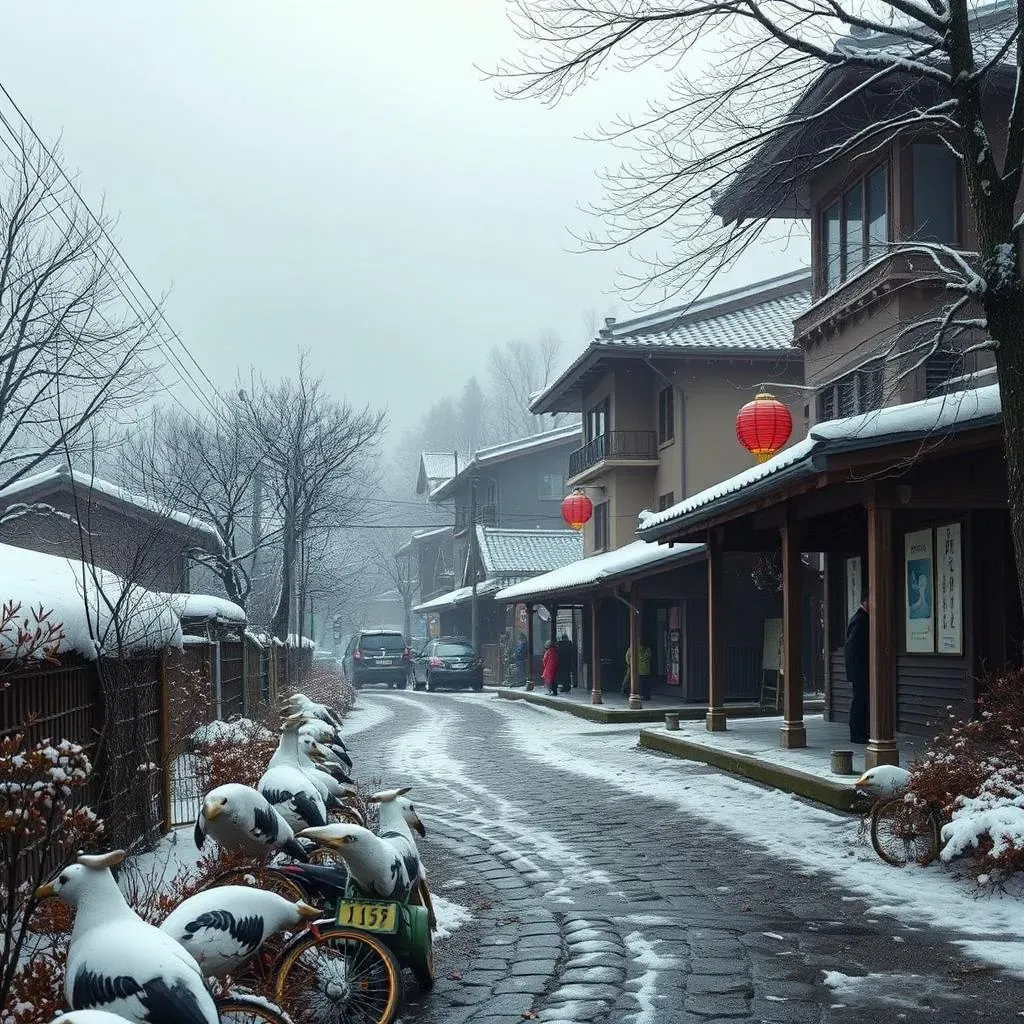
[192, 719, 278, 793]
[908, 668, 1024, 876]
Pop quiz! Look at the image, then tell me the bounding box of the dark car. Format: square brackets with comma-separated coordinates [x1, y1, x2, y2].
[342, 629, 410, 689]
[415, 638, 483, 693]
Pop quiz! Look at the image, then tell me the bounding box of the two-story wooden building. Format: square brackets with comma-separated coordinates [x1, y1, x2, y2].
[497, 274, 819, 707]
[638, 21, 1015, 765]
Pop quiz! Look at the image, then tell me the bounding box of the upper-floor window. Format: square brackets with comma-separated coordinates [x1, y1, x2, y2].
[538, 472, 564, 500]
[924, 345, 962, 398]
[657, 387, 675, 444]
[821, 165, 888, 292]
[657, 492, 675, 511]
[593, 501, 610, 552]
[586, 398, 609, 443]
[912, 143, 958, 245]
[817, 361, 884, 422]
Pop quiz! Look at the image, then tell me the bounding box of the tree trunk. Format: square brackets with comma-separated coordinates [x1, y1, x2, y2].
[272, 506, 295, 641]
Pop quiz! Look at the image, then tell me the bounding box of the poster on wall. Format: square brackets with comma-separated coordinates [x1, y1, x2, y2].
[667, 606, 680, 686]
[936, 522, 963, 655]
[904, 528, 935, 653]
[845, 556, 862, 621]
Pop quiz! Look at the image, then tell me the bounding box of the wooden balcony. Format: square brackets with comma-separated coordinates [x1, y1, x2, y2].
[568, 430, 659, 484]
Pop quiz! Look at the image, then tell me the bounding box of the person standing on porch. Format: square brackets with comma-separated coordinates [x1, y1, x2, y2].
[541, 639, 559, 697]
[845, 589, 870, 744]
[622, 641, 653, 700]
[556, 633, 575, 693]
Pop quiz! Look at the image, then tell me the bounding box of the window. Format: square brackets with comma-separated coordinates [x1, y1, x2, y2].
[925, 346, 962, 398]
[593, 502, 610, 551]
[538, 472, 564, 500]
[657, 492, 675, 511]
[820, 165, 888, 292]
[912, 143, 957, 244]
[657, 387, 675, 444]
[586, 398, 609, 443]
[359, 633, 406, 652]
[817, 362, 884, 423]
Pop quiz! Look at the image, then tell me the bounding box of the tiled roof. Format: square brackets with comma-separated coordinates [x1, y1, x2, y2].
[428, 425, 582, 502]
[531, 272, 808, 414]
[476, 527, 583, 578]
[420, 453, 463, 481]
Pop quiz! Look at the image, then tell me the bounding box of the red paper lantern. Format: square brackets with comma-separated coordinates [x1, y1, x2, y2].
[735, 392, 793, 464]
[561, 489, 593, 530]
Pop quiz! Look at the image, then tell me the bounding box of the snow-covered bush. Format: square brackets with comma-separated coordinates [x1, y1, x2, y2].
[908, 668, 1024, 876]
[300, 663, 356, 719]
[192, 718, 278, 792]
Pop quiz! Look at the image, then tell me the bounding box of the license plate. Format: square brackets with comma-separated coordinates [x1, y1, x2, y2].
[336, 899, 398, 933]
[451, 663, 468, 670]
[378, 659, 393, 666]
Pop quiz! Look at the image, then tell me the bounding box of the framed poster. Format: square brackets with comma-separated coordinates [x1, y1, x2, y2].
[845, 556, 862, 621]
[667, 606, 680, 686]
[936, 522, 963, 655]
[904, 528, 935, 653]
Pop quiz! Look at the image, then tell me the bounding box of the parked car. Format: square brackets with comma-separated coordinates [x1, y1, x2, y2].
[412, 637, 483, 693]
[341, 629, 410, 689]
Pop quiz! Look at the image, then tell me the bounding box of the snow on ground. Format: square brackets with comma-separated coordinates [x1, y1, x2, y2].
[821, 970, 963, 1011]
[432, 894, 473, 940]
[486, 698, 1024, 977]
[380, 693, 612, 893]
[342, 698, 396, 739]
[623, 930, 682, 1024]
[122, 825, 204, 895]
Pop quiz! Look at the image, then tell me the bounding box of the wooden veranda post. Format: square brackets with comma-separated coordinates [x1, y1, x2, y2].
[706, 536, 727, 731]
[780, 509, 807, 749]
[590, 596, 603, 705]
[866, 499, 899, 767]
[628, 585, 643, 711]
[158, 654, 172, 835]
[525, 603, 535, 691]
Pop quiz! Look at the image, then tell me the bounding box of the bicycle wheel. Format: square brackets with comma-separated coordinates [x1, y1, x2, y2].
[215, 993, 293, 1024]
[870, 798, 941, 867]
[205, 867, 306, 902]
[274, 926, 403, 1024]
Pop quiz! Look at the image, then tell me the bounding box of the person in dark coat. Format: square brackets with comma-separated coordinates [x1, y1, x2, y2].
[844, 590, 870, 744]
[556, 633, 575, 693]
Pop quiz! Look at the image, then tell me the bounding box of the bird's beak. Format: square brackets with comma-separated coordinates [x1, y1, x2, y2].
[412, 816, 426, 838]
[298, 827, 352, 850]
[853, 773, 869, 789]
[34, 881, 56, 899]
[203, 799, 226, 821]
[296, 901, 322, 920]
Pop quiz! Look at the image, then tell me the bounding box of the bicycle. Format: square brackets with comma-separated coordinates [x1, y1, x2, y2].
[214, 991, 293, 1024]
[869, 795, 942, 867]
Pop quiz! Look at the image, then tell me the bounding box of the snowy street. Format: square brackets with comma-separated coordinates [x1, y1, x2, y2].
[345, 691, 1024, 1024]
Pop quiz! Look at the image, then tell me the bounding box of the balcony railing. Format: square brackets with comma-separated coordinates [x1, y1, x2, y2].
[568, 430, 658, 478]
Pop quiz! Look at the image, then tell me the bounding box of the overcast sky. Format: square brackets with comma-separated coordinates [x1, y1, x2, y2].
[1, 2, 803, 443]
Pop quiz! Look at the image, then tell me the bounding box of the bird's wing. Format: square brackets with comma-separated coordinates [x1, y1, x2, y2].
[292, 790, 327, 828]
[193, 810, 206, 850]
[139, 976, 217, 1024]
[250, 803, 280, 844]
[180, 909, 265, 958]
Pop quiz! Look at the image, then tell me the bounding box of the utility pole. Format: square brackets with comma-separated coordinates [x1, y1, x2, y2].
[470, 473, 479, 651]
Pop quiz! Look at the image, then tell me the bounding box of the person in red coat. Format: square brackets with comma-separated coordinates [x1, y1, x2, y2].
[541, 640, 559, 697]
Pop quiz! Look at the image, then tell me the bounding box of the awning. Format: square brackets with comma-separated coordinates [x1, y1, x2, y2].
[413, 580, 500, 614]
[495, 539, 705, 604]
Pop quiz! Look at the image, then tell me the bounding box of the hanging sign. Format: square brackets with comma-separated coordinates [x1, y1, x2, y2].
[845, 556, 862, 621]
[904, 528, 935, 653]
[936, 522, 963, 655]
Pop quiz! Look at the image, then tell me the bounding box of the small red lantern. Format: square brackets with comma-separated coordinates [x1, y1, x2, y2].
[561, 489, 593, 530]
[735, 391, 793, 464]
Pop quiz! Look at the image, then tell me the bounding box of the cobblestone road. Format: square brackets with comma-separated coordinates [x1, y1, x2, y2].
[350, 690, 1024, 1024]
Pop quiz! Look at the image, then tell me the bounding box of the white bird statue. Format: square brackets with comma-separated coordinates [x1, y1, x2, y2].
[35, 851, 218, 1024]
[286, 693, 343, 731]
[368, 788, 436, 931]
[298, 822, 416, 901]
[854, 764, 911, 798]
[193, 784, 309, 861]
[298, 719, 351, 767]
[159, 886, 320, 977]
[271, 716, 355, 817]
[258, 719, 330, 832]
[297, 733, 355, 794]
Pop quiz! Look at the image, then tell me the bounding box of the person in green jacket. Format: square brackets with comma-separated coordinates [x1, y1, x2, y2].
[622, 642, 652, 700]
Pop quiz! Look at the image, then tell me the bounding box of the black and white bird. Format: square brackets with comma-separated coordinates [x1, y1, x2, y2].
[159, 886, 320, 977]
[368, 788, 436, 930]
[298, 719, 351, 768]
[35, 852, 218, 1024]
[193, 783, 309, 861]
[297, 732, 355, 791]
[854, 765, 911, 798]
[258, 720, 329, 833]
[286, 693, 343, 731]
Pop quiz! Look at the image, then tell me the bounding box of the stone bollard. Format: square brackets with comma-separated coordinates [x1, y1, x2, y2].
[831, 749, 854, 775]
[665, 712, 680, 731]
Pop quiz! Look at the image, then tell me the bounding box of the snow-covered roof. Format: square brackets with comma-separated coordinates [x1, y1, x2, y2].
[413, 580, 501, 614]
[415, 452, 466, 496]
[495, 539, 705, 603]
[169, 592, 246, 624]
[0, 542, 183, 660]
[286, 634, 315, 649]
[531, 273, 808, 414]
[428, 425, 582, 502]
[476, 526, 583, 578]
[0, 467, 223, 550]
[396, 524, 453, 558]
[639, 384, 1002, 540]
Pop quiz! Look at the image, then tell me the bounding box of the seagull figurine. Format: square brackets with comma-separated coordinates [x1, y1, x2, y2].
[258, 721, 329, 833]
[193, 783, 309, 861]
[285, 693, 343, 731]
[35, 851, 218, 1024]
[854, 765, 912, 798]
[159, 886, 320, 977]
[298, 822, 415, 901]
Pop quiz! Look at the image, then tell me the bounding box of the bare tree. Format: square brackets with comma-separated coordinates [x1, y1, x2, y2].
[487, 334, 570, 436]
[500, 0, 1024, 610]
[361, 528, 418, 641]
[0, 132, 155, 490]
[242, 356, 386, 641]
